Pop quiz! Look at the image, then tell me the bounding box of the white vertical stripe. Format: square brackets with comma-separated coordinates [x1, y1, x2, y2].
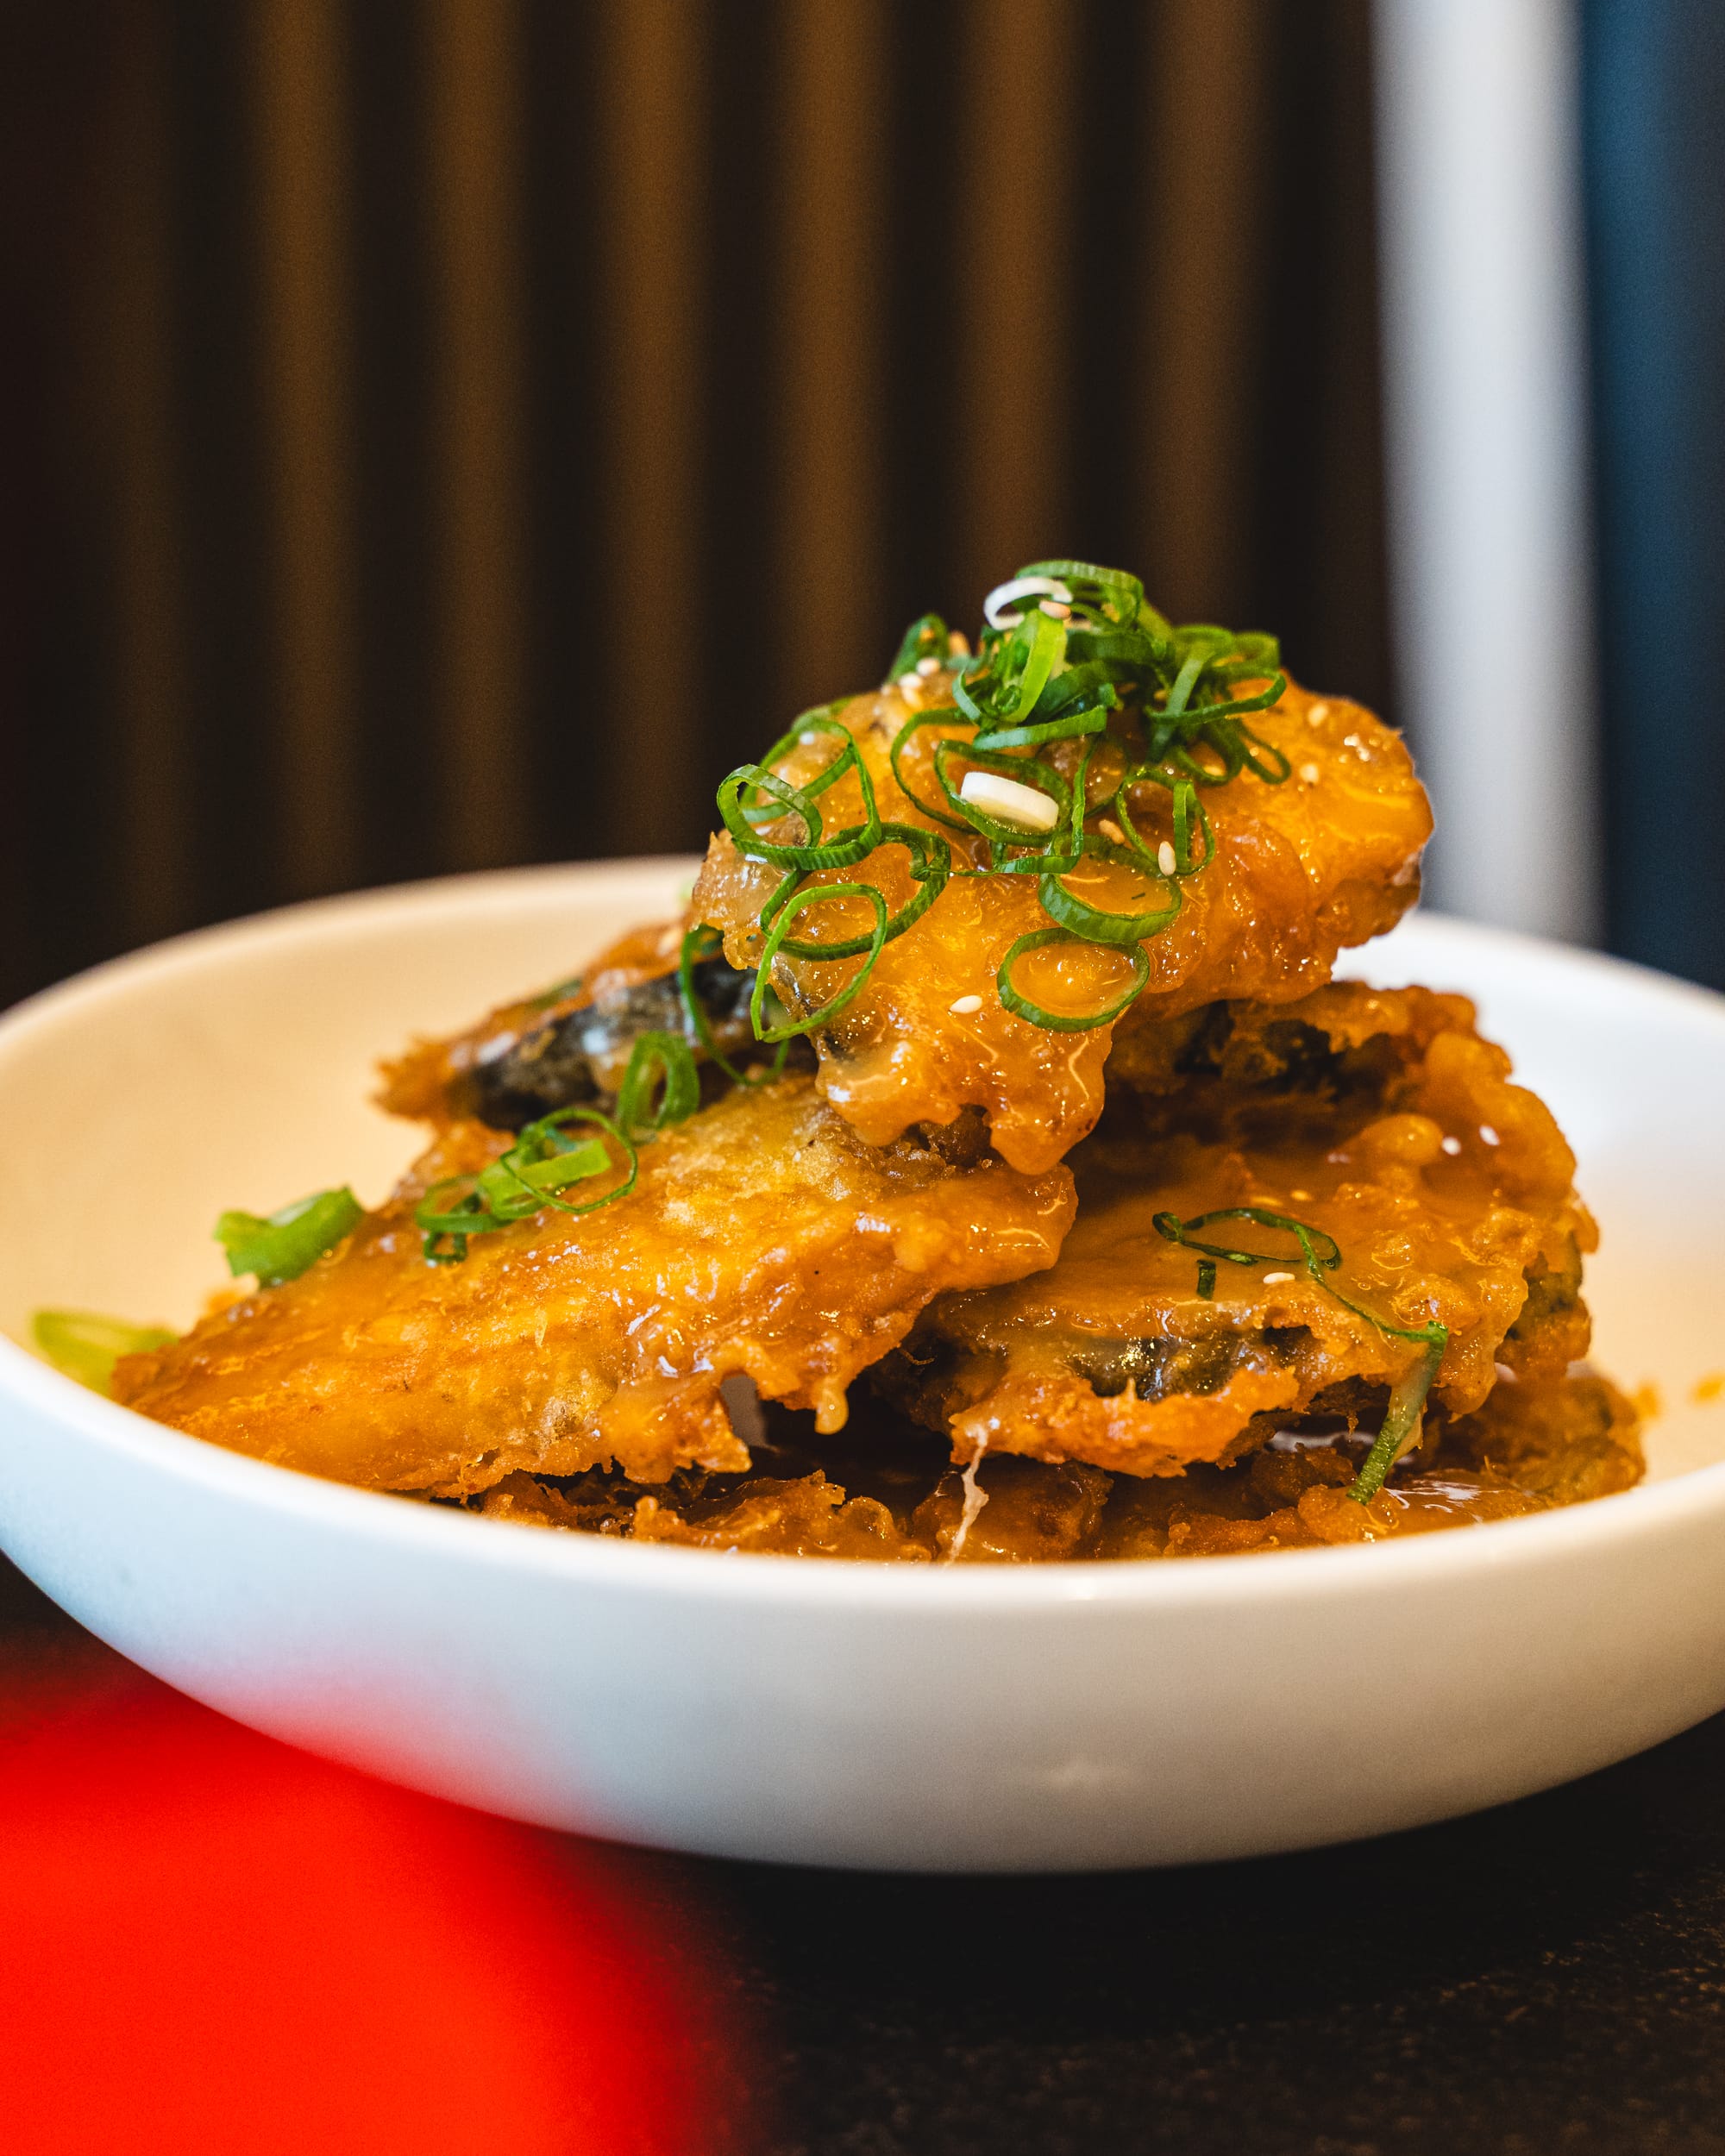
[1375, 0, 1599, 940]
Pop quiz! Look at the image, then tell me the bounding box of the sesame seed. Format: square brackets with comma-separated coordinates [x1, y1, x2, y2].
[958, 768, 1061, 832]
[949, 993, 983, 1015]
[1298, 761, 1320, 784]
[916, 655, 940, 676]
[1157, 841, 1177, 875]
[1308, 701, 1330, 724]
[1289, 1188, 1313, 1201]
[1261, 1271, 1295, 1286]
[1440, 1135, 1463, 1156]
[1479, 1124, 1500, 1146]
[1099, 818, 1125, 843]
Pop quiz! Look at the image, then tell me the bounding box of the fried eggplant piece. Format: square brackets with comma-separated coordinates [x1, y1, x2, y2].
[874, 982, 1598, 1478]
[378, 918, 788, 1131]
[470, 1368, 1640, 1563]
[113, 1076, 1074, 1497]
[693, 674, 1432, 1174]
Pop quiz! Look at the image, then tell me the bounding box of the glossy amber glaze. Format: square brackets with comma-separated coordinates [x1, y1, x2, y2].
[879, 982, 1595, 1477]
[693, 673, 1433, 1173]
[112, 1076, 1074, 1496]
[471, 1370, 1642, 1563]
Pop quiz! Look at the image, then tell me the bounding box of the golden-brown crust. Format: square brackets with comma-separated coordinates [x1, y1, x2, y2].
[467, 1369, 1642, 1562]
[693, 674, 1432, 1173]
[113, 1075, 1074, 1497]
[875, 981, 1596, 1476]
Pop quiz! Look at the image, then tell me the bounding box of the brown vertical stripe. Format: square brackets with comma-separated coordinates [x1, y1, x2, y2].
[953, 0, 1075, 614]
[598, 0, 703, 852]
[776, 0, 887, 711]
[1138, 0, 1270, 620]
[254, 0, 358, 899]
[428, 0, 527, 870]
[110, 2, 191, 945]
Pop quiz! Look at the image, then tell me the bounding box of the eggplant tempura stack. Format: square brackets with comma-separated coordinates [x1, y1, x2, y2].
[110, 561, 1640, 1554]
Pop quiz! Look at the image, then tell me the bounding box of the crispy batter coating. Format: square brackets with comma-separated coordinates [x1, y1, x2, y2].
[377, 919, 746, 1128]
[693, 674, 1432, 1173]
[873, 982, 1596, 1477]
[471, 1369, 1641, 1562]
[112, 1076, 1073, 1496]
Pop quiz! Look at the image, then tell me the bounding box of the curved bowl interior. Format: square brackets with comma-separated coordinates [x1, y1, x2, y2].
[0, 862, 1722, 1871]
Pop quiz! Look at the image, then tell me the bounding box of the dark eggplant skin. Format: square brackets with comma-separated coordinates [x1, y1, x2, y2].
[455, 950, 789, 1131]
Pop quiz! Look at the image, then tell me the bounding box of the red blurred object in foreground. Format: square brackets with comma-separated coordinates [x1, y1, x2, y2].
[0, 1667, 737, 2154]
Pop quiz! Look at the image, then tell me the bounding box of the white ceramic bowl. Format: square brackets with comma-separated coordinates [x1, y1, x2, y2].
[1, 862, 1722, 1872]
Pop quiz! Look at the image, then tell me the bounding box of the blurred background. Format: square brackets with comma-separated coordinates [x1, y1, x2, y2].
[1, 0, 1719, 1008]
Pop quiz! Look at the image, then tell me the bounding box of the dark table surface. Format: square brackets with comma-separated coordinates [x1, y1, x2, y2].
[8, 1550, 1725, 2156]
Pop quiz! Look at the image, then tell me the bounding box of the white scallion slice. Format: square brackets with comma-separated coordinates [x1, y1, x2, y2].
[958, 769, 1061, 833]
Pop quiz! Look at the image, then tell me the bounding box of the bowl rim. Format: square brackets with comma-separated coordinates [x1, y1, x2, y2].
[3, 860, 1724, 1616]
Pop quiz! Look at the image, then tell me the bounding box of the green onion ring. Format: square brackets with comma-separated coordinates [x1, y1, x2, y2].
[415, 1107, 638, 1263]
[770, 823, 950, 960]
[718, 721, 883, 871]
[996, 925, 1151, 1031]
[1150, 1205, 1450, 1502]
[614, 1029, 701, 1140]
[482, 1106, 637, 1220]
[677, 924, 789, 1087]
[886, 613, 948, 684]
[734, 705, 852, 826]
[215, 1187, 364, 1288]
[1112, 766, 1214, 875]
[750, 882, 889, 1042]
[1237, 724, 1291, 783]
[932, 738, 1071, 847]
[971, 691, 1113, 754]
[888, 710, 978, 833]
[1038, 835, 1181, 947]
[953, 606, 1065, 727]
[1014, 558, 1145, 628]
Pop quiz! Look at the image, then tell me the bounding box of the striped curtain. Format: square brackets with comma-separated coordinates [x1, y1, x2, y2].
[0, 0, 1384, 1006]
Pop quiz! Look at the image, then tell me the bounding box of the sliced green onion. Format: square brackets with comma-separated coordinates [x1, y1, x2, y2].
[1195, 1262, 1216, 1300]
[887, 614, 948, 683]
[720, 564, 1301, 1045]
[32, 1309, 177, 1394]
[1347, 1338, 1446, 1504]
[769, 824, 950, 960]
[732, 704, 852, 829]
[933, 738, 1071, 847]
[677, 924, 789, 1087]
[1150, 1205, 1450, 1502]
[1039, 836, 1182, 947]
[718, 717, 883, 872]
[1110, 767, 1214, 877]
[1237, 724, 1291, 783]
[614, 1029, 701, 1140]
[970, 685, 1113, 754]
[750, 882, 888, 1042]
[416, 1107, 637, 1263]
[953, 606, 1065, 727]
[1014, 558, 1145, 628]
[996, 925, 1151, 1031]
[216, 1187, 362, 1287]
[888, 711, 980, 833]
